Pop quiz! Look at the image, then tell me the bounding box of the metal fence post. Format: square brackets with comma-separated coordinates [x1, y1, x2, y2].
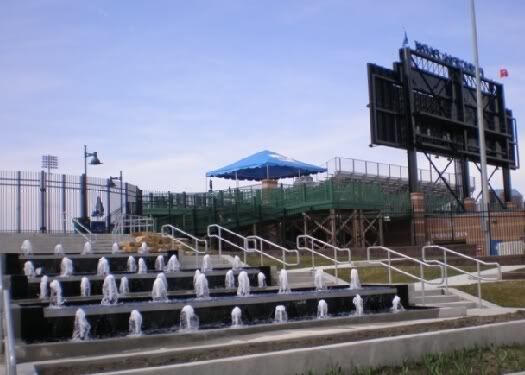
[16, 172, 21, 233]
[106, 179, 111, 233]
[62, 174, 67, 233]
[39, 170, 46, 233]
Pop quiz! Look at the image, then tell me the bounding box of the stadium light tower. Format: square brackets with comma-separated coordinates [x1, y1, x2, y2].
[41, 155, 58, 232]
[470, 0, 491, 254]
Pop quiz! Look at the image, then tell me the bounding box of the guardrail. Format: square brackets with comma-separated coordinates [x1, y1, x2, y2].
[71, 217, 94, 244]
[296, 235, 351, 283]
[247, 235, 300, 269]
[367, 246, 445, 305]
[422, 245, 502, 307]
[161, 225, 208, 268]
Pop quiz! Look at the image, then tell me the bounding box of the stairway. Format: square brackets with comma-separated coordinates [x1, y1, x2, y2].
[409, 287, 477, 315]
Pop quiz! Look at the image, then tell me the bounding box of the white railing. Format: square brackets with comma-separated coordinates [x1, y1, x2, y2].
[208, 224, 297, 268]
[71, 217, 95, 244]
[422, 245, 502, 307]
[296, 235, 351, 282]
[247, 235, 300, 268]
[161, 225, 207, 268]
[0, 256, 17, 374]
[112, 214, 155, 242]
[367, 246, 445, 305]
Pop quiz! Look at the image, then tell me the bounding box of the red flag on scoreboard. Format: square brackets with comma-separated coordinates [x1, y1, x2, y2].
[499, 68, 509, 78]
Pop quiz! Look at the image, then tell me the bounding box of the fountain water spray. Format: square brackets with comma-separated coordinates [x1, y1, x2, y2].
[54, 243, 64, 256]
[72, 308, 91, 341]
[24, 261, 35, 277]
[35, 267, 43, 276]
[138, 241, 149, 254]
[101, 275, 119, 305]
[225, 270, 235, 289]
[201, 254, 212, 272]
[137, 258, 148, 274]
[49, 279, 64, 306]
[119, 277, 130, 295]
[274, 305, 288, 323]
[112, 242, 120, 254]
[257, 272, 267, 288]
[127, 256, 137, 273]
[231, 306, 242, 327]
[278, 269, 290, 294]
[232, 255, 242, 271]
[39, 275, 48, 299]
[194, 273, 209, 298]
[391, 295, 404, 313]
[237, 271, 250, 297]
[81, 241, 92, 255]
[156, 272, 168, 289]
[314, 269, 325, 291]
[317, 299, 328, 319]
[80, 277, 91, 297]
[21, 240, 33, 255]
[166, 254, 181, 272]
[155, 255, 165, 271]
[97, 257, 110, 276]
[180, 305, 199, 331]
[60, 257, 73, 277]
[353, 294, 364, 316]
[152, 276, 168, 302]
[129, 310, 143, 336]
[350, 268, 361, 290]
[193, 270, 201, 287]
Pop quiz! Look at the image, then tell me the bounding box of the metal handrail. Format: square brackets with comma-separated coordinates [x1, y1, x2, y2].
[422, 245, 502, 307]
[367, 246, 445, 305]
[296, 235, 351, 283]
[1, 255, 16, 374]
[71, 217, 94, 244]
[247, 235, 300, 269]
[207, 225, 261, 265]
[161, 225, 207, 269]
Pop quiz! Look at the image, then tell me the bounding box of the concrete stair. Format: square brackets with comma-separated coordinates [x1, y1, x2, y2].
[409, 288, 477, 311]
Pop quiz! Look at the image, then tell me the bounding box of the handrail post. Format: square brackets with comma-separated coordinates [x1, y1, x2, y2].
[420, 262, 425, 305]
[260, 239, 264, 267]
[387, 251, 392, 284]
[218, 227, 222, 256]
[444, 248, 449, 293]
[3, 290, 17, 375]
[334, 247, 338, 285]
[311, 240, 315, 270]
[477, 262, 482, 308]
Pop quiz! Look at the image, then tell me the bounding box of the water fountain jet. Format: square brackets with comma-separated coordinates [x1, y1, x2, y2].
[80, 277, 91, 297]
[81, 241, 92, 255]
[137, 258, 148, 274]
[237, 271, 250, 297]
[166, 254, 181, 272]
[112, 242, 120, 254]
[257, 272, 267, 288]
[274, 305, 287, 323]
[138, 241, 149, 254]
[231, 306, 242, 327]
[353, 294, 364, 316]
[152, 276, 168, 302]
[119, 276, 130, 295]
[54, 243, 64, 256]
[72, 308, 91, 341]
[21, 240, 33, 255]
[60, 257, 73, 277]
[97, 257, 110, 276]
[350, 268, 361, 290]
[391, 295, 404, 313]
[101, 275, 119, 305]
[127, 256, 137, 272]
[314, 269, 325, 291]
[278, 269, 290, 294]
[180, 305, 199, 331]
[49, 279, 64, 306]
[317, 299, 328, 319]
[232, 255, 242, 271]
[129, 310, 143, 336]
[155, 255, 165, 271]
[39, 275, 48, 299]
[225, 270, 235, 289]
[194, 273, 209, 298]
[201, 254, 212, 272]
[24, 261, 35, 277]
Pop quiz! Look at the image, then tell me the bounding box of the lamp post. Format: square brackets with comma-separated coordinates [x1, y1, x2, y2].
[470, 0, 491, 255]
[41, 155, 58, 233]
[81, 145, 102, 227]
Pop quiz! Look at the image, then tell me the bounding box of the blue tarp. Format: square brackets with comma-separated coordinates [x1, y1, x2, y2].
[206, 150, 327, 181]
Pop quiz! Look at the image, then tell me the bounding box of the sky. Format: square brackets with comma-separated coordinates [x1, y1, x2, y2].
[1, 0, 524, 195]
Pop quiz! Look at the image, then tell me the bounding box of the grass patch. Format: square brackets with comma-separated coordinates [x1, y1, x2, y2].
[455, 281, 525, 308]
[303, 344, 525, 374]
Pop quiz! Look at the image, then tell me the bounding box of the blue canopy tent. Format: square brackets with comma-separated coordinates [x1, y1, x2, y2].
[206, 150, 327, 181]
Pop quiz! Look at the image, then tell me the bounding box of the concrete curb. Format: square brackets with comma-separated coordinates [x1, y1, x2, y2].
[95, 319, 525, 375]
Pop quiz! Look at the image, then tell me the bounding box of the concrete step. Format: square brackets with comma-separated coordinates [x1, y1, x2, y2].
[409, 288, 444, 297]
[422, 300, 478, 309]
[411, 295, 461, 305]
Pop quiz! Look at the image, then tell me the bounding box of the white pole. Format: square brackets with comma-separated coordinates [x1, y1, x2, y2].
[470, 0, 491, 255]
